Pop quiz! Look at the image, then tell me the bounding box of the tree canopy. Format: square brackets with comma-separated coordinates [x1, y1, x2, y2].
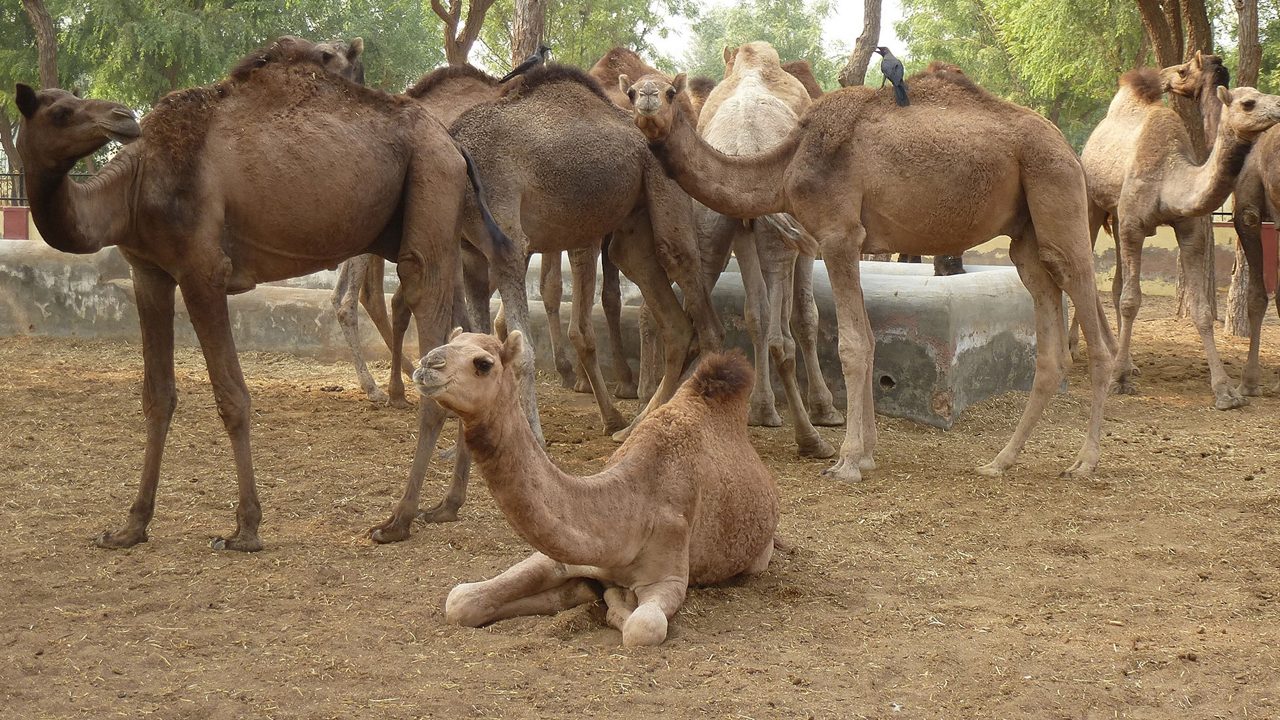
[683, 0, 843, 87]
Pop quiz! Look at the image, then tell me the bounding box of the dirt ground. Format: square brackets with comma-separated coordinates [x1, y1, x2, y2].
[1, 295, 1278, 720]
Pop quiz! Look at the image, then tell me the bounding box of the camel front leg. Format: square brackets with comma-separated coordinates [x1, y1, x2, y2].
[385, 285, 413, 409]
[358, 255, 416, 379]
[1234, 200, 1270, 396]
[446, 553, 601, 627]
[181, 278, 262, 552]
[1173, 218, 1245, 410]
[792, 254, 844, 426]
[977, 232, 1067, 476]
[461, 243, 495, 333]
[817, 225, 877, 482]
[600, 237, 638, 398]
[415, 421, 470, 523]
[96, 263, 178, 549]
[568, 246, 628, 434]
[1112, 218, 1146, 395]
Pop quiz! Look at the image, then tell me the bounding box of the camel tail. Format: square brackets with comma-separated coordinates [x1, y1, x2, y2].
[687, 350, 754, 406]
[455, 141, 513, 256]
[759, 213, 819, 257]
[894, 81, 910, 107]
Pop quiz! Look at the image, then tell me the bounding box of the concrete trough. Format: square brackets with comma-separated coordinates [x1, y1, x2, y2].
[0, 240, 1048, 428]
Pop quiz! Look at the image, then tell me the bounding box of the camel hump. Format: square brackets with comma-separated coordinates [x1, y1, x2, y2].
[687, 351, 754, 405]
[1120, 69, 1164, 104]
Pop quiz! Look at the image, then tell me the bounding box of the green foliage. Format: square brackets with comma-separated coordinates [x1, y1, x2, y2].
[682, 0, 844, 88]
[896, 0, 1148, 148]
[474, 0, 696, 74]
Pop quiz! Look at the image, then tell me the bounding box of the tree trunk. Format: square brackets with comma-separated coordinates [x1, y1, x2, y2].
[511, 0, 547, 67]
[838, 0, 882, 87]
[1224, 0, 1261, 337]
[433, 0, 497, 66]
[21, 0, 58, 89]
[0, 109, 20, 175]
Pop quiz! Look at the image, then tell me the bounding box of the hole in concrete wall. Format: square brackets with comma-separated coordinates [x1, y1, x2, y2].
[879, 374, 897, 391]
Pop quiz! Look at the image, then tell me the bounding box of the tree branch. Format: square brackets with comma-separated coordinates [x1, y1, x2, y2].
[838, 0, 881, 87]
[21, 0, 58, 89]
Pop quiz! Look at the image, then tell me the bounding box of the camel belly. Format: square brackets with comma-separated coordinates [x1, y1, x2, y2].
[857, 173, 1026, 256]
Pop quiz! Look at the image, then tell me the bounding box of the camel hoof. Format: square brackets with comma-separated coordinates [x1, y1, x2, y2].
[556, 369, 577, 390]
[808, 406, 845, 427]
[388, 395, 412, 410]
[797, 437, 836, 459]
[369, 519, 412, 544]
[1213, 390, 1248, 411]
[1237, 382, 1264, 398]
[622, 605, 668, 647]
[1058, 461, 1095, 479]
[821, 459, 863, 483]
[748, 406, 784, 427]
[94, 528, 147, 549]
[365, 388, 391, 405]
[613, 382, 639, 400]
[416, 505, 460, 524]
[611, 424, 635, 443]
[573, 378, 593, 394]
[859, 456, 877, 472]
[1108, 379, 1138, 396]
[210, 534, 263, 552]
[975, 463, 1006, 478]
[604, 418, 630, 436]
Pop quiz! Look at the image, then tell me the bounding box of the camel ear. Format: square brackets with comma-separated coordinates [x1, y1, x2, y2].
[723, 46, 734, 65]
[348, 37, 364, 61]
[15, 83, 38, 118]
[672, 73, 687, 94]
[448, 326, 464, 341]
[500, 330, 525, 367]
[1217, 84, 1231, 106]
[618, 74, 632, 95]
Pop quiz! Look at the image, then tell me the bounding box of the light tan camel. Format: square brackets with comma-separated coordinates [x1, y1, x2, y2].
[652, 41, 840, 457]
[782, 60, 824, 100]
[1080, 62, 1280, 408]
[627, 68, 1117, 482]
[370, 65, 726, 538]
[15, 37, 510, 550]
[1232, 127, 1280, 395]
[417, 329, 778, 646]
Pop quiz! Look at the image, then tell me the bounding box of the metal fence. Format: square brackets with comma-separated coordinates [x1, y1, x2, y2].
[0, 173, 23, 206]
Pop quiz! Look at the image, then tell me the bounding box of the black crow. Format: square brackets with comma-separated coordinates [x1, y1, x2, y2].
[499, 44, 551, 83]
[874, 46, 909, 107]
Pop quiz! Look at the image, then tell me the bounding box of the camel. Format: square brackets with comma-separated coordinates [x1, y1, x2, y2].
[370, 65, 726, 536]
[14, 37, 510, 551]
[650, 41, 841, 457]
[782, 60, 824, 99]
[1232, 130, 1280, 395]
[626, 68, 1117, 482]
[1079, 59, 1280, 408]
[417, 329, 778, 646]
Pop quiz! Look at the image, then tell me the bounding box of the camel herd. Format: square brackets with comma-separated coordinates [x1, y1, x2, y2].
[13, 35, 1280, 645]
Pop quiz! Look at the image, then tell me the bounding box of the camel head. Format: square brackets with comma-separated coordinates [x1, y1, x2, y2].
[1161, 51, 1228, 99]
[14, 84, 140, 171]
[622, 72, 686, 142]
[414, 329, 525, 416]
[1216, 86, 1280, 139]
[314, 37, 365, 85]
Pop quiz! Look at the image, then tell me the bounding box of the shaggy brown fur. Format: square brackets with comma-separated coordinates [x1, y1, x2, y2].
[687, 351, 753, 404]
[782, 60, 824, 99]
[1119, 68, 1165, 104]
[405, 64, 497, 99]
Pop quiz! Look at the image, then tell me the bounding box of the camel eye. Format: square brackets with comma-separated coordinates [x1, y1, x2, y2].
[665, 87, 676, 100]
[627, 88, 636, 101]
[1242, 99, 1257, 111]
[473, 357, 494, 375]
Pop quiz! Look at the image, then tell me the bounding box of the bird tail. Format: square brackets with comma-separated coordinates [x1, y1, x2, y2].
[894, 81, 910, 107]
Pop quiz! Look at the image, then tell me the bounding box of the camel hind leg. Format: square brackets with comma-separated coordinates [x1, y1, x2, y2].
[1173, 217, 1245, 410]
[600, 237, 639, 398]
[540, 250, 579, 389]
[1234, 190, 1271, 396]
[332, 255, 389, 404]
[734, 231, 784, 427]
[568, 246, 629, 434]
[792, 253, 844, 426]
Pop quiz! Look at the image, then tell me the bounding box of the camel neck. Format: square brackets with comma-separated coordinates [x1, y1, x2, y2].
[24, 151, 136, 255]
[645, 100, 792, 219]
[1168, 121, 1253, 217]
[461, 374, 637, 566]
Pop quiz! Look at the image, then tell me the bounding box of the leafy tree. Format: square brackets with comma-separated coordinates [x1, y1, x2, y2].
[682, 0, 844, 88]
[475, 0, 697, 76]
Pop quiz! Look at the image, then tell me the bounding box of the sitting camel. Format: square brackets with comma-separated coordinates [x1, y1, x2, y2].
[1080, 58, 1280, 408]
[15, 37, 510, 551]
[417, 330, 779, 646]
[626, 68, 1116, 482]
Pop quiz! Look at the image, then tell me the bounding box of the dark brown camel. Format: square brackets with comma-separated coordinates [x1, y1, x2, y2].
[15, 37, 510, 551]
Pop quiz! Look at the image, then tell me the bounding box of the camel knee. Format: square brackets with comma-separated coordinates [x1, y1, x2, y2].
[213, 390, 251, 432]
[444, 583, 491, 628]
[143, 386, 178, 422]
